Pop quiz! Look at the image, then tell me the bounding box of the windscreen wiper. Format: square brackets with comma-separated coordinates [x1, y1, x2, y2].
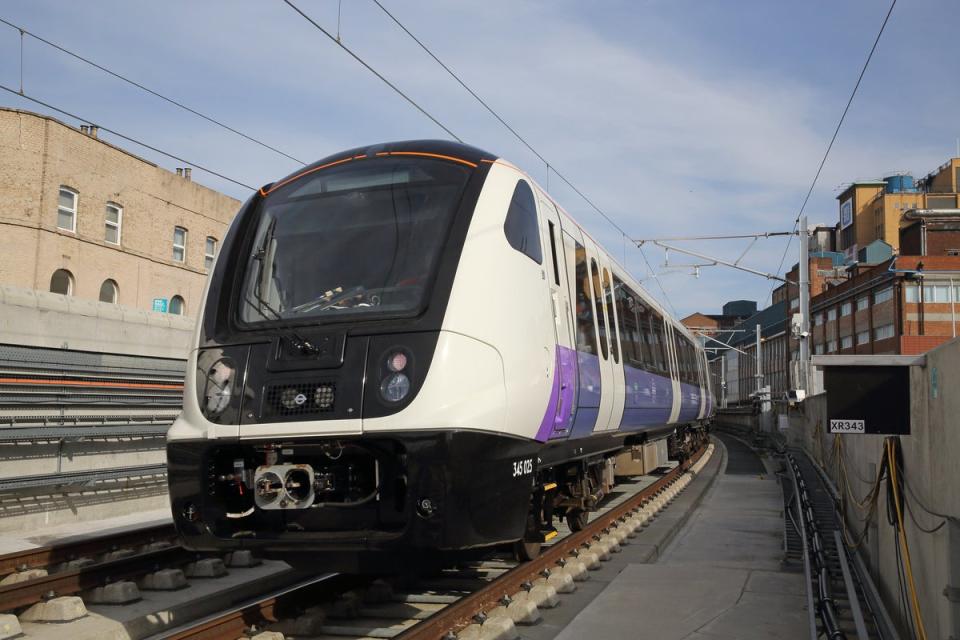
[245, 219, 319, 355]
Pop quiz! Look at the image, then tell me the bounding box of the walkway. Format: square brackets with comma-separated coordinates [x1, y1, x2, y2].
[555, 434, 810, 640]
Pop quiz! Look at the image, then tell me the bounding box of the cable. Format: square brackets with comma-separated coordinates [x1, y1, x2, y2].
[369, 0, 676, 312]
[280, 0, 461, 143]
[0, 84, 256, 191]
[769, 0, 898, 293]
[0, 16, 306, 166]
[886, 438, 928, 640]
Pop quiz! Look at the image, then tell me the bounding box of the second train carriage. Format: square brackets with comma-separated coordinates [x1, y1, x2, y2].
[167, 140, 713, 569]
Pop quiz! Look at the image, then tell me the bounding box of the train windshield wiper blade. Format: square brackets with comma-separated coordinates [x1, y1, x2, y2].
[246, 220, 318, 355]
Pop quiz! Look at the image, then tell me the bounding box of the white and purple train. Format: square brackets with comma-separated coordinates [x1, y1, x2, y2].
[167, 140, 713, 570]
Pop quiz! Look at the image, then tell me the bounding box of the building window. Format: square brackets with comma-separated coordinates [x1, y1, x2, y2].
[204, 237, 217, 270]
[827, 308, 837, 322]
[857, 330, 870, 345]
[169, 295, 185, 315]
[856, 296, 869, 311]
[99, 279, 118, 303]
[172, 227, 187, 263]
[827, 339, 838, 353]
[814, 344, 824, 355]
[874, 287, 893, 304]
[58, 187, 77, 232]
[49, 269, 74, 295]
[105, 203, 122, 244]
[874, 323, 895, 341]
[922, 283, 952, 303]
[814, 313, 824, 326]
[790, 297, 799, 310]
[841, 335, 853, 350]
[841, 301, 852, 316]
[502, 180, 542, 264]
[904, 284, 918, 303]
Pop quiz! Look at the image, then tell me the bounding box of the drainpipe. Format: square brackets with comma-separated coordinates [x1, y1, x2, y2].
[952, 277, 957, 338]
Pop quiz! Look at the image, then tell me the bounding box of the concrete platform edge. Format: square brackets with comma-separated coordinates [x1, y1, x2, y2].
[633, 436, 726, 563]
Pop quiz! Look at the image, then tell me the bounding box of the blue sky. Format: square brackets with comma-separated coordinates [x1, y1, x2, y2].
[1, 0, 958, 317]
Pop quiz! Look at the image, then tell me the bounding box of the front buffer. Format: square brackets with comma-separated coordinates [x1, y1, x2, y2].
[167, 430, 540, 572]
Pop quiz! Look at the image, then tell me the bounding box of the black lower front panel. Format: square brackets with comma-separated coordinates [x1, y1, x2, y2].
[167, 431, 540, 568]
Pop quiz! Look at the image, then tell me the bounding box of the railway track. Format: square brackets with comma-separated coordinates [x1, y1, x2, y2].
[158, 441, 714, 640]
[784, 449, 899, 640]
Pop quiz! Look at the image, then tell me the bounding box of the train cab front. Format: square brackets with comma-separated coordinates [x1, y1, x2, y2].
[166, 141, 532, 570]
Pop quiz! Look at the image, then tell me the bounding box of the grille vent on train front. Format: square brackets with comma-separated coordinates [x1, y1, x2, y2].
[263, 381, 336, 417]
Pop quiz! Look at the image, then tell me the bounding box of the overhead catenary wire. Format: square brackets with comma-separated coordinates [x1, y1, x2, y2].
[280, 0, 461, 143]
[0, 16, 307, 166]
[367, 0, 676, 313]
[769, 0, 897, 296]
[0, 84, 256, 191]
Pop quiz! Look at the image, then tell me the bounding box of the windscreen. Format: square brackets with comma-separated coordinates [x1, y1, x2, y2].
[239, 156, 472, 324]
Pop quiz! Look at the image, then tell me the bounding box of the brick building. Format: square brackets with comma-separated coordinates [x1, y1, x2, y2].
[810, 255, 960, 356]
[0, 107, 240, 316]
[836, 157, 960, 259]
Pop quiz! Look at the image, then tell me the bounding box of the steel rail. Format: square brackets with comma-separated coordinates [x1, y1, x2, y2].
[0, 545, 191, 612]
[396, 443, 708, 640]
[159, 573, 366, 640]
[0, 523, 175, 577]
[0, 463, 167, 492]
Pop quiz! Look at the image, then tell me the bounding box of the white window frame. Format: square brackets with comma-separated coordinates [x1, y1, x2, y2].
[874, 323, 895, 341]
[169, 295, 185, 316]
[105, 203, 122, 245]
[204, 236, 217, 270]
[857, 330, 870, 345]
[827, 308, 837, 322]
[827, 339, 838, 353]
[856, 296, 870, 311]
[875, 287, 893, 304]
[99, 279, 118, 304]
[841, 335, 853, 349]
[841, 301, 852, 316]
[58, 187, 78, 232]
[173, 227, 187, 263]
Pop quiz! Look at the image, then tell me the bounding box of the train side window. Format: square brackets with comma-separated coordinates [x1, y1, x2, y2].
[613, 277, 637, 365]
[547, 221, 561, 285]
[590, 258, 609, 359]
[503, 180, 542, 264]
[631, 290, 653, 369]
[573, 242, 598, 355]
[652, 314, 667, 373]
[603, 268, 619, 363]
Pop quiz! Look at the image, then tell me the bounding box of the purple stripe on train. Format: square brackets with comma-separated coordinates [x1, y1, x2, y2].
[677, 382, 701, 422]
[619, 364, 673, 429]
[534, 345, 578, 442]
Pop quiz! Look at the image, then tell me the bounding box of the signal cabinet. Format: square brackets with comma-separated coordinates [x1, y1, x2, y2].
[823, 365, 911, 435]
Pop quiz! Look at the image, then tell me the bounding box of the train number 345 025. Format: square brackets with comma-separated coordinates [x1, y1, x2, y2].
[512, 458, 533, 477]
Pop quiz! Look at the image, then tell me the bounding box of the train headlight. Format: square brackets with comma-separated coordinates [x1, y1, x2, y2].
[380, 372, 411, 403]
[386, 351, 408, 372]
[202, 358, 235, 417]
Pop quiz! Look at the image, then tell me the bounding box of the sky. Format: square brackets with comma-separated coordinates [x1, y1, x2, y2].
[1, 0, 958, 318]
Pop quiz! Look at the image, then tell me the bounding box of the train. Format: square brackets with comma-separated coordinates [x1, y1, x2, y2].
[166, 140, 714, 570]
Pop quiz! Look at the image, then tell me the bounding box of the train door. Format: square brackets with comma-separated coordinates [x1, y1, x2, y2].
[537, 196, 577, 438]
[597, 258, 625, 430]
[663, 321, 682, 423]
[584, 240, 616, 433]
[563, 226, 602, 439]
[695, 341, 707, 420]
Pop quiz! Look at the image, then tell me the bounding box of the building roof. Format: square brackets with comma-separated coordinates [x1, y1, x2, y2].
[709, 300, 787, 352]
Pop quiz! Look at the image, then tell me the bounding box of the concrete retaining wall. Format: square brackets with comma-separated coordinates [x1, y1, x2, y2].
[0, 285, 194, 358]
[0, 285, 191, 532]
[783, 338, 960, 639]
